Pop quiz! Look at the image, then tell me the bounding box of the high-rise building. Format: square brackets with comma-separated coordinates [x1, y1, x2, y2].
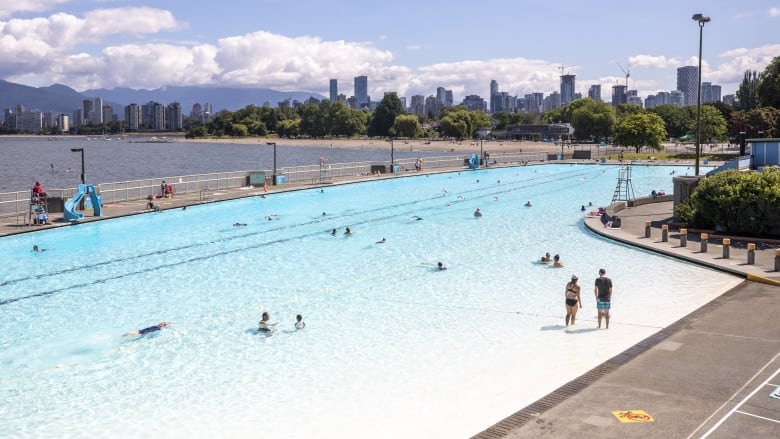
[701, 82, 712, 104]
[611, 85, 627, 106]
[57, 114, 69, 133]
[560, 74, 576, 105]
[722, 94, 736, 105]
[587, 85, 601, 101]
[489, 80, 499, 113]
[543, 92, 561, 112]
[670, 90, 685, 107]
[354, 76, 368, 109]
[627, 90, 643, 107]
[93, 97, 103, 124]
[125, 104, 140, 131]
[82, 99, 93, 124]
[166, 102, 183, 131]
[677, 66, 699, 106]
[410, 95, 425, 115]
[329, 79, 338, 102]
[711, 85, 722, 103]
[461, 95, 487, 112]
[102, 105, 113, 124]
[72, 108, 83, 128]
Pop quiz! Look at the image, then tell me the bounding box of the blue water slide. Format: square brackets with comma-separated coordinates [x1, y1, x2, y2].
[469, 153, 479, 170]
[64, 184, 102, 221]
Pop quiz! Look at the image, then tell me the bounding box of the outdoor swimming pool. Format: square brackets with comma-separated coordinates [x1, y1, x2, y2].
[0, 164, 741, 438]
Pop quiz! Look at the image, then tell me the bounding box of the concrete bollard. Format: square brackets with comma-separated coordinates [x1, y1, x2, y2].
[661, 224, 668, 242]
[644, 221, 652, 238]
[722, 238, 730, 259]
[700, 233, 708, 253]
[680, 228, 687, 247]
[775, 249, 780, 272]
[747, 243, 755, 265]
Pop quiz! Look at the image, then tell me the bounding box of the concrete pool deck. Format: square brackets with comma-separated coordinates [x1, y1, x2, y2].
[3, 167, 779, 438]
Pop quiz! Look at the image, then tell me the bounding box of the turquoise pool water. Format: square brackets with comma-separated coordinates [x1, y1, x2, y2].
[0, 164, 740, 438]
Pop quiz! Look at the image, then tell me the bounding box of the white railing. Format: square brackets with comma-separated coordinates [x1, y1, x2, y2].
[0, 152, 548, 220]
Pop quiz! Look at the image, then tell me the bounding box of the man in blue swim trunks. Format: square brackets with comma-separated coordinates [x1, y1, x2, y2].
[126, 321, 172, 337]
[594, 268, 612, 329]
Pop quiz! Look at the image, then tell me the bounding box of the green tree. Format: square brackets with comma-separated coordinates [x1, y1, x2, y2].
[569, 98, 616, 141]
[393, 114, 424, 138]
[736, 70, 761, 111]
[614, 103, 644, 121]
[648, 104, 693, 139]
[698, 105, 728, 143]
[367, 94, 404, 137]
[439, 107, 490, 138]
[758, 56, 780, 108]
[613, 112, 667, 152]
[731, 107, 780, 138]
[276, 119, 300, 138]
[297, 103, 326, 137]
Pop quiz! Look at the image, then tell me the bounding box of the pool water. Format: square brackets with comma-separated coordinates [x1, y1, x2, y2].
[0, 164, 740, 438]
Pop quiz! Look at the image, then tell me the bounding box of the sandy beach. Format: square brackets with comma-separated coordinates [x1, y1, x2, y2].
[179, 136, 560, 154]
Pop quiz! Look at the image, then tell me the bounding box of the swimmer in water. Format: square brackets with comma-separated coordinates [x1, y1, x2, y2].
[125, 321, 172, 337]
[295, 314, 305, 329]
[33, 245, 46, 252]
[258, 312, 277, 332]
[437, 262, 447, 270]
[411, 215, 423, 221]
[474, 208, 483, 217]
[331, 228, 338, 236]
[525, 200, 532, 207]
[376, 238, 387, 244]
[233, 223, 247, 227]
[344, 227, 352, 235]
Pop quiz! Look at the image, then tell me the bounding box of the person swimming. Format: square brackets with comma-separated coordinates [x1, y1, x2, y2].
[525, 200, 532, 207]
[233, 223, 247, 227]
[344, 227, 352, 235]
[376, 238, 387, 244]
[474, 208, 483, 217]
[295, 314, 305, 329]
[331, 228, 338, 236]
[411, 215, 423, 221]
[33, 245, 46, 252]
[541, 252, 551, 263]
[258, 312, 277, 332]
[126, 321, 172, 337]
[437, 262, 447, 270]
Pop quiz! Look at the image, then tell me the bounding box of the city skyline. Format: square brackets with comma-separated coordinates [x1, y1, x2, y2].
[1, 1, 778, 103]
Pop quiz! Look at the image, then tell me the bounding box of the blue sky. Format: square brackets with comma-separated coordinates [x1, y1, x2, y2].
[1, 0, 778, 103]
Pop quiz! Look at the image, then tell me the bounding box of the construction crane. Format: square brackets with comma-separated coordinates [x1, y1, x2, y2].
[558, 64, 577, 76]
[616, 61, 630, 90]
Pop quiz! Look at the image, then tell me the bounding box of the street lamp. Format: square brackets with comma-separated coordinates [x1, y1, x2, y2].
[266, 142, 277, 185]
[480, 138, 483, 166]
[388, 138, 394, 172]
[70, 148, 85, 185]
[692, 13, 710, 176]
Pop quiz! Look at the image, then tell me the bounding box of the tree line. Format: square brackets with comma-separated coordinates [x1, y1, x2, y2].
[183, 56, 780, 150]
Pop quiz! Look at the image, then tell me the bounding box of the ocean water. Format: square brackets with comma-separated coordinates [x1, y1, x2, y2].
[0, 164, 740, 438]
[0, 136, 457, 192]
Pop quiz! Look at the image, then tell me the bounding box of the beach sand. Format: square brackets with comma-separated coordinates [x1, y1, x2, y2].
[180, 137, 559, 154]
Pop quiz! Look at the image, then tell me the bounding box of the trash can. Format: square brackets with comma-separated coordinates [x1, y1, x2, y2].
[275, 174, 286, 184]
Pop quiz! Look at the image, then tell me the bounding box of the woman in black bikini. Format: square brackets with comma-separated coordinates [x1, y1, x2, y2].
[565, 275, 582, 326]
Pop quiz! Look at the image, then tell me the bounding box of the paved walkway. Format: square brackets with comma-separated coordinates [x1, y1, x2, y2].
[474, 201, 780, 439]
[4, 168, 780, 439]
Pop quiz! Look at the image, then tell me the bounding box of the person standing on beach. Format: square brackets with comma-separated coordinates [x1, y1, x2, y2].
[565, 275, 581, 326]
[594, 268, 612, 329]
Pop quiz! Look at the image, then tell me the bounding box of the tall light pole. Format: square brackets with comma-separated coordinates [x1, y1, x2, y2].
[692, 13, 710, 176]
[266, 142, 277, 185]
[388, 138, 394, 172]
[70, 148, 85, 185]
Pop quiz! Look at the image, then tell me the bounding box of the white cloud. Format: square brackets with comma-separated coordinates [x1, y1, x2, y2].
[628, 54, 680, 69]
[0, 0, 68, 19]
[770, 7, 780, 17]
[709, 44, 780, 85]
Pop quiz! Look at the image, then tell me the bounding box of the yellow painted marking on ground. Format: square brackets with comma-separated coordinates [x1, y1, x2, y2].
[612, 410, 654, 423]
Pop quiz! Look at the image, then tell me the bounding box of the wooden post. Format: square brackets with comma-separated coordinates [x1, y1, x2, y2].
[661, 224, 668, 242]
[722, 238, 730, 259]
[747, 243, 755, 265]
[700, 233, 708, 253]
[644, 220, 652, 238]
[680, 228, 688, 247]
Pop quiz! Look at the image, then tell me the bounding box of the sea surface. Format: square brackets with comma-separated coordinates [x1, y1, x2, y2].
[0, 136, 458, 192]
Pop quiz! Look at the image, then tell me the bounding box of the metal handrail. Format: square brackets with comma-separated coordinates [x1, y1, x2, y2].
[0, 153, 548, 220]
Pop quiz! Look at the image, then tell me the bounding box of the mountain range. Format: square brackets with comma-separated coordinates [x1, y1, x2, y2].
[0, 80, 326, 117]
